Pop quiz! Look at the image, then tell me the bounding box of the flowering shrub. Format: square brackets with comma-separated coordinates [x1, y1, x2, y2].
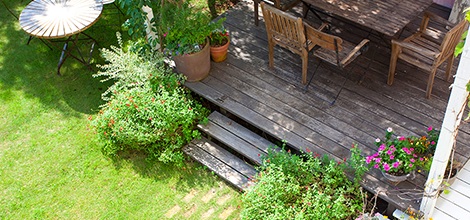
[366, 127, 439, 174]
[90, 36, 209, 164]
[160, 2, 224, 55]
[89, 84, 207, 163]
[209, 26, 229, 47]
[240, 145, 368, 219]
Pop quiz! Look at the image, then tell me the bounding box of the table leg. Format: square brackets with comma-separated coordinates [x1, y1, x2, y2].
[57, 36, 72, 75]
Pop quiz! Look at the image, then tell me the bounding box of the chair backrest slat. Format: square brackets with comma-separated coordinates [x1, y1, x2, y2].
[438, 19, 468, 62]
[305, 25, 343, 51]
[261, 2, 305, 50]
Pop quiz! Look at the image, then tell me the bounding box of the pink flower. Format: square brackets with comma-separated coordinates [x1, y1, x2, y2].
[387, 150, 392, 155]
[373, 153, 379, 158]
[366, 156, 373, 164]
[163, 33, 168, 37]
[406, 150, 411, 155]
[387, 127, 393, 132]
[413, 154, 417, 157]
[390, 155, 395, 160]
[420, 158, 424, 161]
[428, 127, 433, 131]
[375, 158, 382, 163]
[409, 164, 413, 167]
[431, 141, 436, 145]
[393, 161, 400, 168]
[399, 136, 406, 141]
[410, 148, 414, 151]
[410, 158, 415, 162]
[402, 147, 408, 151]
[378, 146, 386, 151]
[374, 164, 380, 168]
[383, 163, 390, 171]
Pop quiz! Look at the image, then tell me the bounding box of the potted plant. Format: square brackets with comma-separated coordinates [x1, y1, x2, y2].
[209, 25, 230, 62]
[159, 2, 224, 81]
[365, 127, 438, 185]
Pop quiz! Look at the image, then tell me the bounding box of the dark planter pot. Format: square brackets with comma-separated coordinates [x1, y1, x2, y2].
[173, 38, 210, 82]
[381, 170, 415, 186]
[210, 39, 230, 62]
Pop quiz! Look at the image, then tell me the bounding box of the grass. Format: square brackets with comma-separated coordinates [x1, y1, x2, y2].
[0, 1, 240, 219]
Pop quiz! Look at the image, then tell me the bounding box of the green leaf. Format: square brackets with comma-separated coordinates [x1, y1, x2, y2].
[128, 27, 133, 36]
[443, 189, 451, 194]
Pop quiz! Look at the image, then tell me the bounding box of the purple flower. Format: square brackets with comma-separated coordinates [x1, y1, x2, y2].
[176, 51, 179, 55]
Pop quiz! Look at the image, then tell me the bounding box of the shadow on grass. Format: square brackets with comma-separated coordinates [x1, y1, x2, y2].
[0, 2, 127, 117]
[111, 150, 232, 192]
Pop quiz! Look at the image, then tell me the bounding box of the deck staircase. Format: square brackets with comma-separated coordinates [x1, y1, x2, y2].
[182, 111, 278, 190]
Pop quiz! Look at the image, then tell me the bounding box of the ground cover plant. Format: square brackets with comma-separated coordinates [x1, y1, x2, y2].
[0, 1, 241, 219]
[240, 144, 369, 220]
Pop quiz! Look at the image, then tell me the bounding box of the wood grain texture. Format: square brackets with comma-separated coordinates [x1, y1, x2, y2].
[19, 0, 103, 39]
[302, 0, 433, 36]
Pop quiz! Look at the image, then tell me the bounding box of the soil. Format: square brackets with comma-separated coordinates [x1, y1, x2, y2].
[444, 168, 458, 178]
[210, 38, 229, 47]
[387, 169, 408, 176]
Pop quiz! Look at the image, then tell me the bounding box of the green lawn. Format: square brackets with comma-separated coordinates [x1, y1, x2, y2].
[0, 2, 240, 219]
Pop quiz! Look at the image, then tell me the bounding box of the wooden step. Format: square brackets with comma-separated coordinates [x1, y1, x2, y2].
[183, 136, 258, 190]
[197, 111, 280, 164]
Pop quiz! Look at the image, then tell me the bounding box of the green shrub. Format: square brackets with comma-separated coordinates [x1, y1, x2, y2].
[90, 34, 209, 164]
[240, 145, 366, 220]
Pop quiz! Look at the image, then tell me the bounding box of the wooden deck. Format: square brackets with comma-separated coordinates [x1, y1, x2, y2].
[185, 0, 470, 213]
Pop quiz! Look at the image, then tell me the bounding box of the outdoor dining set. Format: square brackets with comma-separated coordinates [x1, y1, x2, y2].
[255, 0, 468, 100]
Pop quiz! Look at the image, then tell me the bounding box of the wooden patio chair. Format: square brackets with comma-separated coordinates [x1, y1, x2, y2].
[255, 0, 305, 26]
[388, 12, 469, 99]
[303, 23, 371, 105]
[261, 2, 327, 85]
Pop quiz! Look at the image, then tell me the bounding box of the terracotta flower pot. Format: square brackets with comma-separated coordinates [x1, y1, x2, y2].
[381, 170, 415, 186]
[210, 39, 230, 62]
[172, 38, 211, 82]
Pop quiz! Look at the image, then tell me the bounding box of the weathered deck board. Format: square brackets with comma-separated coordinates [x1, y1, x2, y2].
[185, 0, 469, 214]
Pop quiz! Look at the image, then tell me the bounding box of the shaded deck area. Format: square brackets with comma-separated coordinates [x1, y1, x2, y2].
[185, 0, 470, 213]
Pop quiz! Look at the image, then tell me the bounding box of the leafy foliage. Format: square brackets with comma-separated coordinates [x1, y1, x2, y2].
[160, 2, 224, 55]
[240, 145, 367, 220]
[90, 34, 209, 164]
[93, 33, 180, 101]
[454, 7, 470, 57]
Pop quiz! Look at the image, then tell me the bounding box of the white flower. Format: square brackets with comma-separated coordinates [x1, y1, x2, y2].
[387, 127, 393, 132]
[375, 138, 381, 142]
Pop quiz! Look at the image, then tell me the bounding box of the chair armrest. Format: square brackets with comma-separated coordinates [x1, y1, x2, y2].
[303, 20, 328, 32]
[340, 39, 370, 66]
[392, 39, 440, 58]
[424, 11, 455, 28]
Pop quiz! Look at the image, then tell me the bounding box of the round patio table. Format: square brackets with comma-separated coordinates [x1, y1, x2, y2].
[19, 0, 103, 74]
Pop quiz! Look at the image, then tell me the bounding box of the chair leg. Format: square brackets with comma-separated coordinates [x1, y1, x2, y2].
[254, 0, 259, 26]
[301, 49, 308, 85]
[388, 43, 399, 85]
[426, 68, 438, 99]
[445, 55, 455, 81]
[268, 39, 274, 68]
